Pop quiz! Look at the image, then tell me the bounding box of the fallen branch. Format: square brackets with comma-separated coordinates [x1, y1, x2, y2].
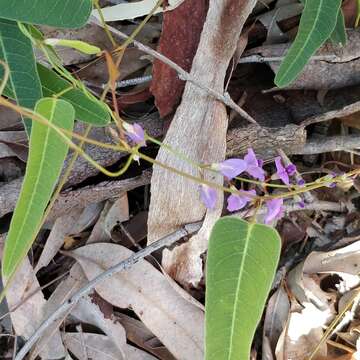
[14, 199, 345, 359]
[300, 100, 360, 127]
[0, 171, 151, 219]
[296, 135, 360, 155]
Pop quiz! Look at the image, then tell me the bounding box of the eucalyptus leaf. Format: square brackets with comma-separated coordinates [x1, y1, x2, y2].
[275, 0, 342, 87]
[205, 217, 281, 360]
[38, 64, 110, 126]
[0, 19, 42, 134]
[0, 0, 92, 28]
[2, 98, 75, 279]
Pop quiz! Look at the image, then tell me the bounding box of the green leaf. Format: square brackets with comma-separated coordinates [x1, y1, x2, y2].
[205, 217, 281, 360]
[37, 64, 110, 126]
[275, 0, 342, 87]
[44, 38, 101, 55]
[0, 19, 42, 134]
[0, 0, 91, 28]
[330, 9, 347, 46]
[2, 98, 75, 279]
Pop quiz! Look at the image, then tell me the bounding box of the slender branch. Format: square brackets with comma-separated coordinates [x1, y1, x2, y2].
[237, 54, 338, 64]
[90, 17, 259, 126]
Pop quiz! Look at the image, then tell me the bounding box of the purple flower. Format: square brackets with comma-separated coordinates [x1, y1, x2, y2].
[297, 179, 305, 186]
[286, 164, 297, 176]
[274, 157, 289, 185]
[265, 198, 284, 224]
[123, 122, 146, 146]
[212, 158, 247, 179]
[298, 200, 305, 208]
[227, 189, 256, 212]
[244, 148, 265, 181]
[199, 185, 217, 209]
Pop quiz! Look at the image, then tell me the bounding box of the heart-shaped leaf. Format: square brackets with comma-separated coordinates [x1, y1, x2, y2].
[205, 217, 281, 360]
[2, 98, 75, 279]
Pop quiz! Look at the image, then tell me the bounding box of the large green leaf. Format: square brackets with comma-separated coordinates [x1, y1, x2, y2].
[275, 0, 342, 87]
[2, 98, 75, 279]
[0, 0, 92, 28]
[0, 19, 42, 134]
[38, 64, 110, 126]
[205, 217, 281, 360]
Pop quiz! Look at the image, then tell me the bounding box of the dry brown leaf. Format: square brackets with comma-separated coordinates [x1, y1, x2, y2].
[3, 256, 65, 359]
[72, 290, 129, 356]
[62, 332, 156, 360]
[71, 243, 205, 359]
[117, 313, 176, 360]
[35, 203, 103, 272]
[275, 300, 331, 360]
[148, 0, 257, 288]
[304, 240, 360, 276]
[33, 205, 116, 357]
[104, 194, 129, 236]
[287, 261, 337, 311]
[32, 264, 85, 358]
[262, 285, 290, 358]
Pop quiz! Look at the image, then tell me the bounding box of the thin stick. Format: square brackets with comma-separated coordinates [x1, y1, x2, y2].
[90, 18, 259, 126]
[297, 135, 360, 155]
[238, 54, 338, 64]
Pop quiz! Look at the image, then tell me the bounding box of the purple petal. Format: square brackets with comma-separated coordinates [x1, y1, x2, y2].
[275, 157, 285, 172]
[246, 166, 265, 181]
[279, 171, 289, 185]
[199, 185, 217, 209]
[275, 157, 289, 185]
[298, 200, 305, 208]
[265, 198, 284, 224]
[297, 179, 305, 186]
[217, 158, 247, 179]
[286, 164, 297, 176]
[227, 194, 247, 212]
[244, 148, 265, 181]
[124, 122, 145, 145]
[226, 189, 256, 212]
[244, 148, 258, 167]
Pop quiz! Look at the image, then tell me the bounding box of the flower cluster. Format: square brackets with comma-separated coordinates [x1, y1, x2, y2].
[201, 149, 298, 225]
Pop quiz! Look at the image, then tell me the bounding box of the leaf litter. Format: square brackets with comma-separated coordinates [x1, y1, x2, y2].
[2, 1, 360, 359]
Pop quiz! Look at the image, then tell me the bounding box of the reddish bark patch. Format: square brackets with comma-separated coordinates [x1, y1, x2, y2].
[150, 0, 208, 117]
